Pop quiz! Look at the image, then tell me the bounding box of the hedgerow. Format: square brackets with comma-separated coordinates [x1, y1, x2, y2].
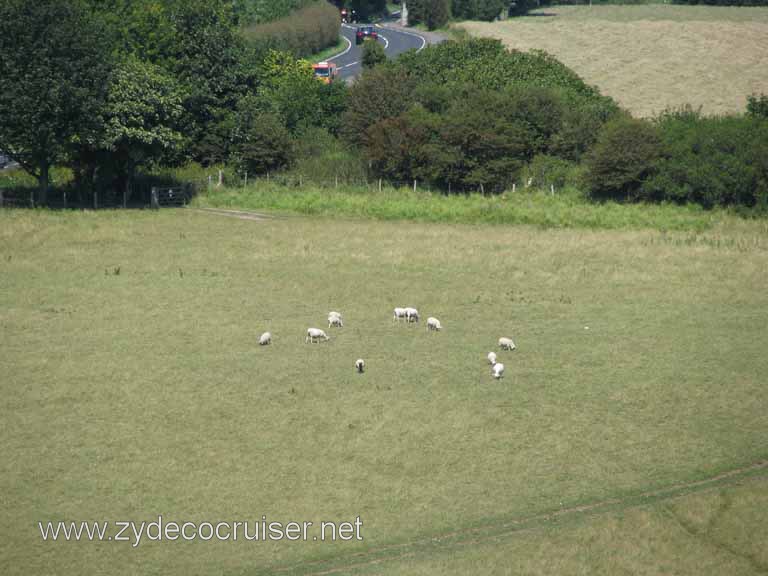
[242, 1, 340, 57]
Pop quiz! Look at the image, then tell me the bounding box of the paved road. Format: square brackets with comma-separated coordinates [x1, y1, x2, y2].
[327, 22, 430, 81]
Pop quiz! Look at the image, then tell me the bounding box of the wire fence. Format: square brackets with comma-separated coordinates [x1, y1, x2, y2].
[201, 169, 561, 196]
[0, 169, 564, 210]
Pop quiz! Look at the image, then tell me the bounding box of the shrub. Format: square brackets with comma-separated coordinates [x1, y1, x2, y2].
[243, 2, 340, 58]
[232, 0, 315, 25]
[408, 0, 451, 30]
[451, 0, 507, 21]
[393, 38, 619, 115]
[362, 40, 387, 69]
[233, 112, 293, 174]
[521, 155, 582, 190]
[366, 89, 539, 191]
[747, 93, 768, 119]
[341, 67, 418, 147]
[642, 112, 768, 208]
[583, 116, 664, 201]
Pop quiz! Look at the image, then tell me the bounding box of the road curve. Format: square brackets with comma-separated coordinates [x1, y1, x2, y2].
[327, 22, 431, 81]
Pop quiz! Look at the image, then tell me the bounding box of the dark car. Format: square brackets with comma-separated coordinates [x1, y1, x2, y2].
[355, 25, 378, 45]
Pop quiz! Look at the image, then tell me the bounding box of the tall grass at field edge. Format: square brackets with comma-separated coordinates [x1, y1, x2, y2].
[194, 182, 722, 232]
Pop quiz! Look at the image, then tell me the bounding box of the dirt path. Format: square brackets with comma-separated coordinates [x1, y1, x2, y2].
[194, 207, 275, 221]
[270, 459, 768, 575]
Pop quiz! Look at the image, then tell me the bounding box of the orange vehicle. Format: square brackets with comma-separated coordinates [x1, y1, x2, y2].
[312, 61, 339, 84]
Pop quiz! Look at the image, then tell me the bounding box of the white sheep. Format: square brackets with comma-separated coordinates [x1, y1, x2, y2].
[306, 328, 330, 343]
[259, 332, 272, 346]
[498, 337, 516, 351]
[405, 307, 420, 323]
[393, 307, 407, 322]
[355, 358, 365, 373]
[491, 362, 505, 379]
[426, 317, 442, 331]
[487, 351, 497, 365]
[328, 312, 343, 328]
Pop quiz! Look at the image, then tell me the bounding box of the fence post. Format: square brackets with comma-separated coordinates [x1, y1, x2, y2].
[122, 187, 127, 209]
[208, 175, 212, 189]
[30, 190, 35, 208]
[413, 179, 417, 193]
[93, 190, 98, 210]
[151, 187, 159, 209]
[378, 178, 382, 193]
[63, 191, 67, 209]
[244, 171, 248, 188]
[512, 182, 516, 194]
[299, 175, 303, 187]
[217, 169, 223, 187]
[267, 172, 270, 182]
[335, 175, 338, 189]
[550, 184, 554, 196]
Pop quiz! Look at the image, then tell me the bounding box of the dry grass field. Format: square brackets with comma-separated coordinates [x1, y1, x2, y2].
[2, 208, 767, 574]
[458, 5, 768, 117]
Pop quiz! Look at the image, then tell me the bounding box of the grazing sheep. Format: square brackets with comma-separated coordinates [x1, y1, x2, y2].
[355, 359, 365, 373]
[498, 337, 516, 351]
[487, 351, 497, 365]
[328, 312, 343, 328]
[405, 307, 420, 323]
[393, 307, 407, 322]
[259, 332, 272, 346]
[306, 328, 330, 343]
[426, 317, 442, 331]
[491, 362, 505, 379]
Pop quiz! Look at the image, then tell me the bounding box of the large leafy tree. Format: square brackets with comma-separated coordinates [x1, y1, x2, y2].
[73, 57, 184, 202]
[0, 0, 112, 203]
[168, 0, 256, 161]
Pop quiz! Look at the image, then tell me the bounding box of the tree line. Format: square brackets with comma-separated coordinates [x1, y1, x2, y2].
[0, 0, 343, 204]
[1, 1, 766, 210]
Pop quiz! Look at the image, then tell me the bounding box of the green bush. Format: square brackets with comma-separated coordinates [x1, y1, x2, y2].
[233, 113, 293, 174]
[583, 116, 664, 201]
[409, 0, 451, 29]
[243, 2, 340, 58]
[642, 111, 768, 208]
[521, 155, 582, 190]
[361, 39, 387, 69]
[232, 0, 316, 25]
[747, 93, 768, 119]
[452, 0, 507, 21]
[393, 38, 618, 114]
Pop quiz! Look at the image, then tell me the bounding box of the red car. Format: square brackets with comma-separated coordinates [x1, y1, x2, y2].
[355, 26, 378, 45]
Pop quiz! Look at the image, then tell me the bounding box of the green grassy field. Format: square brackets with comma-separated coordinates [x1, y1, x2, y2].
[458, 5, 768, 117]
[2, 208, 767, 574]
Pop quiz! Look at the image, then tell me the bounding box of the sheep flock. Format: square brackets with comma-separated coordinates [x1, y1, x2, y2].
[260, 308, 516, 380]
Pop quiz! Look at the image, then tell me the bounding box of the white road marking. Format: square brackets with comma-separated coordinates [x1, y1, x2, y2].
[378, 34, 389, 50]
[340, 61, 359, 69]
[327, 34, 352, 62]
[381, 25, 427, 52]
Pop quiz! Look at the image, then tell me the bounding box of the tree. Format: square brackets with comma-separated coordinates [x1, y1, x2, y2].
[231, 96, 293, 174]
[362, 40, 387, 69]
[409, 0, 451, 30]
[256, 50, 347, 134]
[583, 116, 664, 201]
[91, 57, 184, 202]
[167, 0, 254, 162]
[0, 0, 112, 203]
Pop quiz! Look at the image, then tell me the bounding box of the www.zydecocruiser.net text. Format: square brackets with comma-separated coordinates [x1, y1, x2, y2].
[38, 516, 364, 547]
